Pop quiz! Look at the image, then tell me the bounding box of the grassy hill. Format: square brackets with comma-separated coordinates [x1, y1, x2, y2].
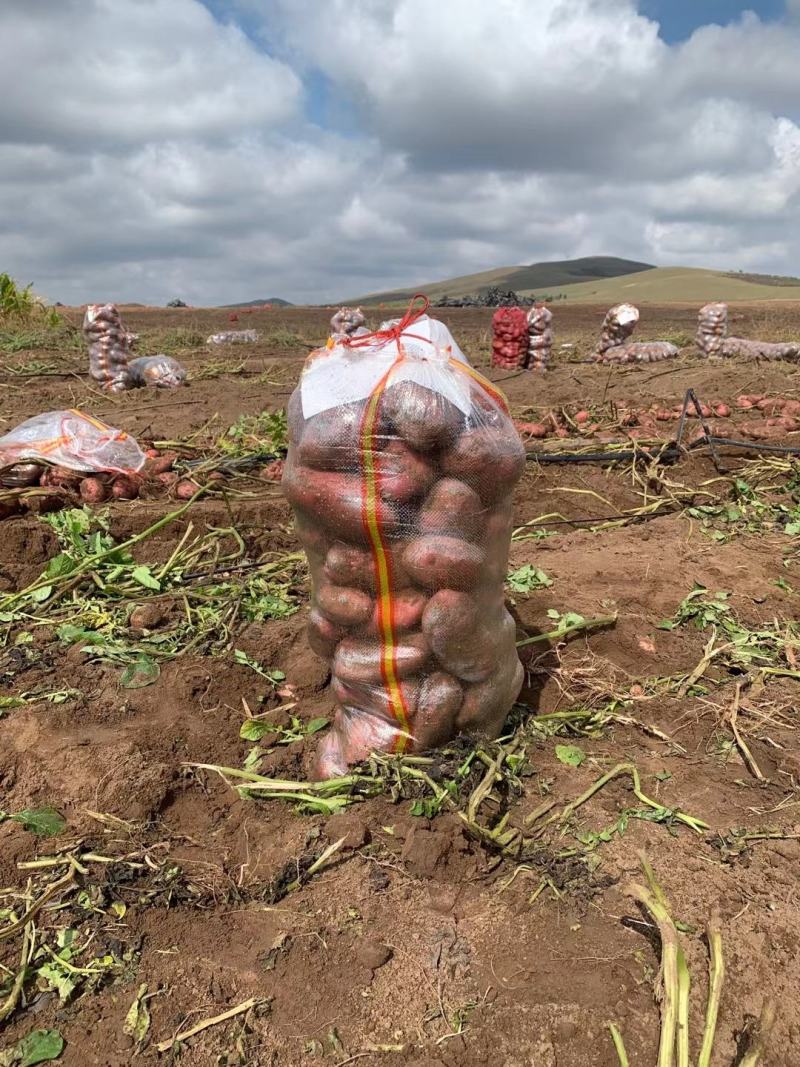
[222, 297, 293, 308]
[348, 256, 654, 304]
[541, 267, 800, 303]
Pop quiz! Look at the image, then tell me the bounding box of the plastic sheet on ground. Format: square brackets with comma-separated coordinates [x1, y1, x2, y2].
[0, 410, 146, 474]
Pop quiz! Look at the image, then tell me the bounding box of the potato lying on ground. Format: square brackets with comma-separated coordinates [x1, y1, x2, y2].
[381, 381, 464, 451]
[333, 633, 430, 684]
[402, 535, 485, 591]
[79, 476, 109, 503]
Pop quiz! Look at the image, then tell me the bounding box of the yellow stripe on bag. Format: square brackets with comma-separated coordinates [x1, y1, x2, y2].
[359, 359, 412, 749]
[448, 358, 510, 413]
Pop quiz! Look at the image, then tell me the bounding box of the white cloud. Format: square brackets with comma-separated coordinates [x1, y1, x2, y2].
[1, 0, 800, 305]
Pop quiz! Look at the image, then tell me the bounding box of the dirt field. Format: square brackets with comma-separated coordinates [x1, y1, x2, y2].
[1, 302, 800, 1066]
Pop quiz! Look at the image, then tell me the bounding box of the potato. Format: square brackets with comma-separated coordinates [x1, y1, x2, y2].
[297, 400, 367, 472]
[402, 535, 485, 591]
[418, 479, 485, 541]
[147, 452, 177, 475]
[333, 633, 430, 685]
[456, 647, 524, 737]
[413, 671, 463, 749]
[324, 543, 375, 590]
[376, 438, 435, 503]
[175, 479, 197, 500]
[283, 461, 400, 543]
[112, 475, 140, 500]
[308, 608, 346, 659]
[294, 510, 331, 559]
[331, 674, 420, 719]
[313, 723, 348, 779]
[422, 591, 514, 682]
[316, 582, 373, 627]
[381, 380, 463, 451]
[327, 706, 407, 771]
[440, 426, 525, 504]
[363, 589, 427, 635]
[79, 476, 109, 503]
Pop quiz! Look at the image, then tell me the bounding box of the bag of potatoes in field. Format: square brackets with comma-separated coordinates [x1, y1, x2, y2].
[696, 302, 727, 356]
[596, 303, 639, 355]
[83, 303, 137, 393]
[526, 305, 553, 370]
[282, 297, 526, 778]
[491, 306, 529, 369]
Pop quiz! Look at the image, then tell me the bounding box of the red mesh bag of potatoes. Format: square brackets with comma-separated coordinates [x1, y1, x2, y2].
[491, 306, 528, 369]
[282, 297, 526, 778]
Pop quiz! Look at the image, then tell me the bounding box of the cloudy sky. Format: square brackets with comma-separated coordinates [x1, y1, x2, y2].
[1, 0, 799, 306]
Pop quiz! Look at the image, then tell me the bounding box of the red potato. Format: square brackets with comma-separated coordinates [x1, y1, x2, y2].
[423, 592, 516, 682]
[714, 403, 731, 417]
[327, 705, 407, 771]
[363, 588, 427, 635]
[297, 400, 368, 472]
[736, 396, 753, 409]
[315, 582, 373, 627]
[456, 647, 524, 737]
[324, 543, 375, 591]
[294, 510, 332, 560]
[145, 448, 160, 459]
[418, 478, 485, 542]
[574, 410, 590, 425]
[282, 461, 400, 543]
[331, 674, 420, 720]
[112, 476, 140, 500]
[376, 438, 436, 504]
[413, 671, 463, 749]
[520, 422, 549, 438]
[440, 426, 525, 504]
[333, 634, 430, 685]
[402, 535, 485, 591]
[307, 608, 346, 659]
[655, 410, 674, 422]
[147, 452, 177, 476]
[175, 480, 197, 500]
[157, 471, 178, 487]
[260, 459, 285, 481]
[757, 397, 783, 412]
[782, 400, 800, 417]
[381, 381, 464, 451]
[79, 477, 109, 503]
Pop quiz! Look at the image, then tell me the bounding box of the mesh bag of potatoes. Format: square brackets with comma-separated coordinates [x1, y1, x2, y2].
[282, 299, 526, 778]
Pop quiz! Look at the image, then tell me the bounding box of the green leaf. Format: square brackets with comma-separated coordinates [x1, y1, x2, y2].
[131, 566, 161, 591]
[305, 717, 328, 735]
[240, 719, 274, 741]
[120, 655, 160, 689]
[45, 554, 76, 579]
[17, 1029, 65, 1066]
[123, 984, 151, 1045]
[30, 585, 53, 603]
[555, 744, 586, 768]
[11, 807, 65, 838]
[785, 522, 800, 536]
[656, 619, 676, 630]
